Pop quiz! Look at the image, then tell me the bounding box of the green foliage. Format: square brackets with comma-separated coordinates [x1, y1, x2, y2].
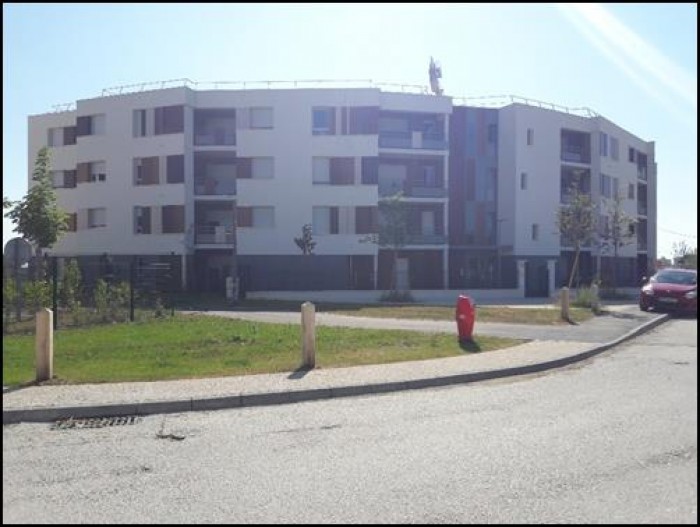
[556, 179, 596, 288]
[378, 192, 408, 250]
[94, 279, 131, 323]
[23, 280, 51, 313]
[4, 147, 68, 255]
[294, 223, 316, 255]
[60, 258, 82, 310]
[3, 275, 17, 327]
[598, 193, 637, 288]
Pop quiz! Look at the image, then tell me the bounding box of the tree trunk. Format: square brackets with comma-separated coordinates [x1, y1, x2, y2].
[567, 246, 581, 289]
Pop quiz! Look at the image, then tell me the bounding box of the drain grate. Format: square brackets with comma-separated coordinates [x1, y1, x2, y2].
[51, 415, 142, 430]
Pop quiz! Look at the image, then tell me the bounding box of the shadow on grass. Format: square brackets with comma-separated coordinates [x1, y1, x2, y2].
[458, 339, 482, 353]
[2, 379, 38, 394]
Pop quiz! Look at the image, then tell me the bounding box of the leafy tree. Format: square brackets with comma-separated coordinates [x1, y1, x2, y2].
[294, 223, 316, 255]
[598, 192, 637, 289]
[60, 258, 82, 310]
[673, 241, 697, 269]
[556, 180, 596, 288]
[4, 147, 68, 278]
[3, 196, 13, 210]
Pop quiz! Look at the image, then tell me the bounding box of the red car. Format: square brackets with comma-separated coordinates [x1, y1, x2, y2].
[639, 268, 697, 314]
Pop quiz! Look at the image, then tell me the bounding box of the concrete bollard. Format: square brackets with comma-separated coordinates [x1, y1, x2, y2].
[560, 287, 570, 321]
[35, 308, 54, 382]
[591, 283, 600, 313]
[301, 302, 316, 369]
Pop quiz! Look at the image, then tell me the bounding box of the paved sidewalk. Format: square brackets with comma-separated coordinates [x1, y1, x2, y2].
[3, 307, 669, 425]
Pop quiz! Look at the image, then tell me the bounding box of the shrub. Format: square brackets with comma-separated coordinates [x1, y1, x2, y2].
[23, 280, 51, 313]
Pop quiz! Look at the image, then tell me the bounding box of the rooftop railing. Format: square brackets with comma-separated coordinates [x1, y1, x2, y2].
[452, 94, 599, 118]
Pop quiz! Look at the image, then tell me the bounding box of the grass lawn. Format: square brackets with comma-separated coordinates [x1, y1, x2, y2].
[2, 314, 526, 386]
[230, 299, 595, 325]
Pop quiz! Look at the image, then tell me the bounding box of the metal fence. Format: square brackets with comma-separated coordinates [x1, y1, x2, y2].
[3, 255, 179, 333]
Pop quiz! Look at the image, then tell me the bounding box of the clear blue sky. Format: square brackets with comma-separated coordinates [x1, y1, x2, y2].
[3, 3, 697, 259]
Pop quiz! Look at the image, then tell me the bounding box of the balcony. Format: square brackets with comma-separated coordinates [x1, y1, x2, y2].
[406, 234, 447, 245]
[378, 131, 447, 150]
[637, 201, 648, 216]
[561, 147, 590, 164]
[409, 186, 447, 198]
[637, 166, 648, 181]
[194, 225, 235, 245]
[194, 175, 237, 196]
[638, 238, 648, 251]
[195, 130, 236, 146]
[194, 109, 236, 146]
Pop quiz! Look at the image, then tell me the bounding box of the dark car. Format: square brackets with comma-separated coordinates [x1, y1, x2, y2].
[639, 268, 697, 314]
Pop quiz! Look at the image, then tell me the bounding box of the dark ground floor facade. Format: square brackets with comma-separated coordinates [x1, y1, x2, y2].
[30, 248, 653, 300]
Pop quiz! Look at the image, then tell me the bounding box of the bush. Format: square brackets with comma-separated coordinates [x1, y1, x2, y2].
[23, 280, 51, 313]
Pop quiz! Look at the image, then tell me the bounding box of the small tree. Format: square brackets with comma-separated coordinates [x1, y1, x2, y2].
[598, 192, 636, 289]
[294, 224, 316, 255]
[379, 192, 409, 294]
[60, 258, 83, 310]
[4, 147, 68, 279]
[556, 181, 596, 289]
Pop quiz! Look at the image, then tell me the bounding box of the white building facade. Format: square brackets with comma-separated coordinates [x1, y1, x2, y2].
[28, 84, 656, 297]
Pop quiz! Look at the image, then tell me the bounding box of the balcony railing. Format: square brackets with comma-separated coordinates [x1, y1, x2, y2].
[409, 186, 447, 198]
[561, 147, 590, 164]
[378, 131, 412, 149]
[378, 131, 447, 150]
[406, 234, 447, 245]
[194, 176, 237, 196]
[195, 130, 236, 146]
[194, 225, 235, 245]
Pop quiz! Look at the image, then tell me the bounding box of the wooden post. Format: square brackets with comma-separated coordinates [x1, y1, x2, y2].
[591, 283, 600, 313]
[560, 287, 570, 321]
[35, 308, 54, 382]
[301, 302, 316, 369]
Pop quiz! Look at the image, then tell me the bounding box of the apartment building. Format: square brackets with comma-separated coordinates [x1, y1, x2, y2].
[28, 83, 656, 297]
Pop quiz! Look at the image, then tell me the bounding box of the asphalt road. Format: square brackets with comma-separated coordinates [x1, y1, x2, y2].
[3, 319, 696, 523]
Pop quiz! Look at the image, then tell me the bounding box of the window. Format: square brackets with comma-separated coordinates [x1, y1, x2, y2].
[88, 208, 106, 228]
[312, 206, 339, 235]
[237, 206, 274, 228]
[421, 165, 437, 187]
[628, 223, 635, 236]
[628, 183, 635, 200]
[76, 114, 105, 136]
[133, 109, 147, 137]
[134, 157, 159, 185]
[628, 147, 636, 163]
[154, 105, 184, 135]
[251, 157, 274, 179]
[520, 172, 527, 190]
[166, 155, 184, 184]
[526, 128, 534, 146]
[252, 207, 274, 228]
[134, 206, 151, 234]
[90, 161, 106, 182]
[610, 136, 619, 160]
[63, 126, 77, 145]
[348, 107, 379, 134]
[330, 157, 355, 185]
[161, 205, 185, 233]
[531, 223, 539, 241]
[312, 107, 335, 135]
[66, 213, 77, 232]
[612, 177, 619, 199]
[250, 107, 273, 129]
[51, 170, 63, 188]
[361, 157, 379, 184]
[313, 157, 330, 184]
[599, 132, 608, 157]
[355, 206, 379, 234]
[600, 173, 611, 198]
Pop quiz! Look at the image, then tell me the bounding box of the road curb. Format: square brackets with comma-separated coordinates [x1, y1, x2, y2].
[2, 313, 671, 425]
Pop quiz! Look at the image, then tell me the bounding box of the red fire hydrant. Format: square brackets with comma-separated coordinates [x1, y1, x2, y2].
[455, 295, 476, 343]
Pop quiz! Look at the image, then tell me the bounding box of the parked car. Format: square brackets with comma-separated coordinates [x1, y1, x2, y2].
[639, 268, 697, 314]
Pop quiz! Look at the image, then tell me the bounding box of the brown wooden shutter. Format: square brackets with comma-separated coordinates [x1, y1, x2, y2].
[236, 207, 252, 227]
[76, 162, 90, 183]
[143, 156, 160, 185]
[330, 157, 354, 185]
[161, 205, 184, 233]
[66, 213, 77, 232]
[166, 155, 184, 184]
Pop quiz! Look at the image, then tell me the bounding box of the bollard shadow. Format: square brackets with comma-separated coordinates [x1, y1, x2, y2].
[3, 379, 39, 394]
[287, 366, 313, 380]
[458, 340, 482, 353]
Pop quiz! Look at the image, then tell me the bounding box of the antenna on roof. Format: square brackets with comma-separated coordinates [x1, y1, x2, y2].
[429, 57, 443, 95]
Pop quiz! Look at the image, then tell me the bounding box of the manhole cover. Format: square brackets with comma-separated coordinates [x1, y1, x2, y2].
[51, 415, 142, 430]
